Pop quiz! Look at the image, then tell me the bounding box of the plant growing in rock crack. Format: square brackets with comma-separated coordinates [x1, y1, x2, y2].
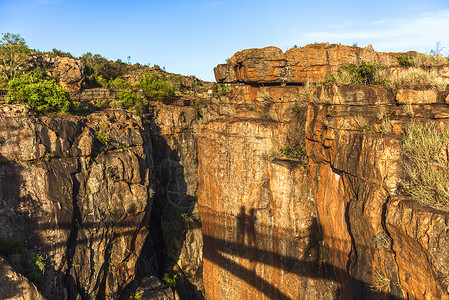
[401, 121, 449, 208]
[105, 165, 119, 182]
[260, 91, 273, 112]
[279, 144, 307, 161]
[374, 270, 391, 292]
[95, 130, 110, 151]
[354, 115, 372, 132]
[377, 110, 393, 134]
[162, 273, 178, 288]
[129, 290, 144, 300]
[180, 212, 193, 224]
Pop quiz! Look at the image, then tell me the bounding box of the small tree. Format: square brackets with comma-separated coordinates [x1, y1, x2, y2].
[7, 68, 78, 113]
[0, 33, 31, 81]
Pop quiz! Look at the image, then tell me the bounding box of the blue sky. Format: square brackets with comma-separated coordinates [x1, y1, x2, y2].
[1, 0, 449, 81]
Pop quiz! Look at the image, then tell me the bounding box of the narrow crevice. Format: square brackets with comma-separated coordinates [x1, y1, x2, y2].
[380, 196, 404, 298]
[343, 185, 357, 274]
[64, 159, 87, 299]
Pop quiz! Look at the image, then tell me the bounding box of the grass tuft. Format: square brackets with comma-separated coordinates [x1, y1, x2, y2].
[401, 121, 449, 207]
[386, 69, 447, 92]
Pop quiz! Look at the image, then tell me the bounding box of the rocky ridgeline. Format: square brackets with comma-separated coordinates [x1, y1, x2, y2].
[215, 43, 449, 84]
[2, 43, 449, 300]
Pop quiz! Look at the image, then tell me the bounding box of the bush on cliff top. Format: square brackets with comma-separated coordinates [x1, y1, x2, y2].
[401, 121, 449, 208]
[6, 68, 79, 113]
[136, 73, 176, 101]
[323, 61, 387, 85]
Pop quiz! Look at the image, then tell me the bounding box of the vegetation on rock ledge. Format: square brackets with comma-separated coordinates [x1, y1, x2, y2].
[6, 68, 79, 113]
[401, 121, 449, 207]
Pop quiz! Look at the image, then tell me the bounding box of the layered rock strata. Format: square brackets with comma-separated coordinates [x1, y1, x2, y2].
[201, 45, 449, 299]
[215, 43, 449, 84]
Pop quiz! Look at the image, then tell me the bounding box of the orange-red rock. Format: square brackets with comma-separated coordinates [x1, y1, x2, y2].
[215, 44, 405, 84]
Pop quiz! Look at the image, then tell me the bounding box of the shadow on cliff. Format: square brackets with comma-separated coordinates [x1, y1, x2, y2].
[201, 207, 400, 300]
[0, 156, 69, 299]
[130, 111, 204, 300]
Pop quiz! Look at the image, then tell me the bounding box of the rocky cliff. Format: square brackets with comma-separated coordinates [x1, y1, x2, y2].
[200, 44, 449, 299]
[0, 105, 153, 299]
[2, 43, 449, 300]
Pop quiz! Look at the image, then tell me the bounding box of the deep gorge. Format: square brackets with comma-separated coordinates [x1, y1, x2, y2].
[1, 43, 449, 299]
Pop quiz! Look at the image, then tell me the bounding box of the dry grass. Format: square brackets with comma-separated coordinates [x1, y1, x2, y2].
[397, 52, 449, 68]
[401, 121, 449, 207]
[387, 69, 447, 92]
[374, 270, 391, 293]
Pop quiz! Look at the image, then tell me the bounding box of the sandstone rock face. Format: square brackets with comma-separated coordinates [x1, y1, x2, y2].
[215, 44, 449, 85]
[0, 255, 46, 300]
[149, 102, 204, 299]
[215, 44, 404, 84]
[198, 85, 338, 299]
[204, 45, 449, 299]
[0, 106, 153, 299]
[307, 84, 449, 298]
[44, 56, 85, 93]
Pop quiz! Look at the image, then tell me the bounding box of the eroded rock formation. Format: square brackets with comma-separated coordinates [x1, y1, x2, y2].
[2, 43, 449, 300]
[200, 43, 449, 299]
[0, 105, 152, 299]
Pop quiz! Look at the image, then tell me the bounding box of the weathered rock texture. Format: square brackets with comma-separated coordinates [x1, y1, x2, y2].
[149, 102, 204, 299]
[198, 85, 339, 299]
[29, 56, 86, 93]
[307, 84, 449, 299]
[0, 255, 46, 300]
[0, 105, 153, 299]
[215, 43, 449, 84]
[200, 45, 449, 299]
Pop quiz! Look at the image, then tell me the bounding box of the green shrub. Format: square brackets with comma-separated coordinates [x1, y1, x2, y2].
[0, 236, 46, 288]
[279, 144, 307, 160]
[6, 69, 78, 113]
[118, 90, 140, 108]
[162, 273, 177, 288]
[401, 121, 449, 207]
[116, 90, 146, 115]
[129, 290, 144, 300]
[190, 97, 206, 111]
[212, 84, 228, 96]
[81, 52, 126, 82]
[95, 130, 110, 149]
[181, 213, 193, 224]
[0, 236, 23, 256]
[323, 61, 387, 85]
[137, 73, 176, 101]
[109, 77, 132, 90]
[22, 252, 45, 286]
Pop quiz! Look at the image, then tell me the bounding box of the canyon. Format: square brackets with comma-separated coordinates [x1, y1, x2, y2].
[1, 43, 449, 299]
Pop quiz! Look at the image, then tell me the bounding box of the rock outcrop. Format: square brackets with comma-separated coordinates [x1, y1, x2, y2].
[0, 256, 46, 300]
[2, 43, 449, 300]
[200, 44, 449, 299]
[215, 43, 449, 84]
[0, 105, 153, 299]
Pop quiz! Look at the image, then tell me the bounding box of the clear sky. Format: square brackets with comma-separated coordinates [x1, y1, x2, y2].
[1, 0, 449, 82]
